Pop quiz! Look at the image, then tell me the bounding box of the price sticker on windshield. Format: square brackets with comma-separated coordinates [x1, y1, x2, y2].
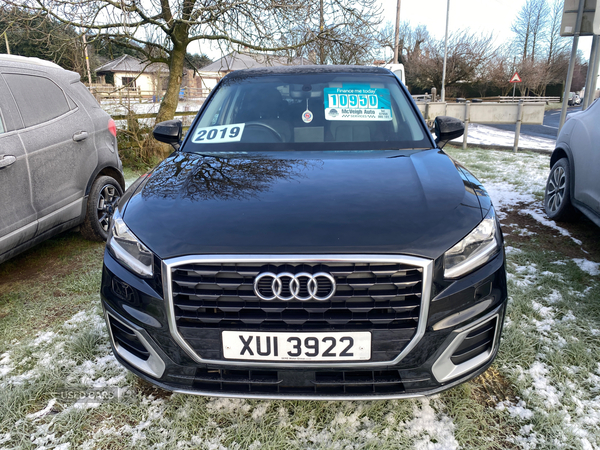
[324, 87, 392, 121]
[191, 123, 246, 143]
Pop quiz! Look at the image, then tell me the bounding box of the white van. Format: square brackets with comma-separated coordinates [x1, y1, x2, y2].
[380, 63, 405, 85]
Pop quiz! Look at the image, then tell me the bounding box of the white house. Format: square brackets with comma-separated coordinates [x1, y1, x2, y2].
[95, 55, 169, 96]
[191, 51, 310, 93]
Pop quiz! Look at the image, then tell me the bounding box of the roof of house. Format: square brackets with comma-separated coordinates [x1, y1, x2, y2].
[200, 51, 311, 73]
[95, 55, 168, 74]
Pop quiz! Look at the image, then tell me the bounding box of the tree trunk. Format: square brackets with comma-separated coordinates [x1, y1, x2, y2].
[155, 34, 188, 158]
[522, 23, 530, 62]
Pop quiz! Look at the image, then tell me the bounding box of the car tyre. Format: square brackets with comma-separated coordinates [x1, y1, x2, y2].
[544, 158, 578, 221]
[81, 175, 123, 241]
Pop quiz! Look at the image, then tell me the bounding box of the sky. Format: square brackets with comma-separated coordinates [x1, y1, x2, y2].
[192, 0, 595, 63]
[378, 0, 594, 60]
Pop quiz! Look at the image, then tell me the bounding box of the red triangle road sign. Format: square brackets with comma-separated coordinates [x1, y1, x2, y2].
[510, 72, 522, 83]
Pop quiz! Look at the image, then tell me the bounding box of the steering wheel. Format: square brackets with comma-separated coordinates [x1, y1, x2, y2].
[244, 123, 284, 142]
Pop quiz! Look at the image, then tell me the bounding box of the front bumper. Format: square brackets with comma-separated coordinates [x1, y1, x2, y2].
[100, 249, 507, 400]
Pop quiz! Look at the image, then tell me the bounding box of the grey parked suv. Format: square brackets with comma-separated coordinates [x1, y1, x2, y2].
[544, 98, 600, 227]
[0, 55, 125, 264]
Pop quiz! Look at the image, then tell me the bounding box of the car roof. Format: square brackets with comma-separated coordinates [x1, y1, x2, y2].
[0, 54, 63, 70]
[0, 55, 81, 84]
[225, 65, 393, 80]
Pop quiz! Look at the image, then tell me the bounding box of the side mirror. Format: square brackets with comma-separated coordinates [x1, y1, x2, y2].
[153, 120, 182, 150]
[434, 116, 464, 148]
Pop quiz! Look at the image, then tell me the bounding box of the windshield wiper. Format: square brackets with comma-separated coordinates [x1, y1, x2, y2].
[386, 148, 432, 158]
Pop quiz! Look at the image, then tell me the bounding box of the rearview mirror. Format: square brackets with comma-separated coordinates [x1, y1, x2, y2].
[153, 120, 183, 150]
[434, 116, 464, 149]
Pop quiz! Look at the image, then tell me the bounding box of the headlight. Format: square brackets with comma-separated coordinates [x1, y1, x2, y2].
[107, 209, 153, 278]
[444, 208, 501, 279]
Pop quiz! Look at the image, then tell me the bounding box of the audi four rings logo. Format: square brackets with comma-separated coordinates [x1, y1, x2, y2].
[254, 272, 336, 301]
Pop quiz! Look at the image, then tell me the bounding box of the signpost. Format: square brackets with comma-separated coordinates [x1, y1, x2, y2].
[558, 0, 600, 130]
[510, 71, 522, 102]
[561, 1, 600, 110]
[560, 0, 600, 36]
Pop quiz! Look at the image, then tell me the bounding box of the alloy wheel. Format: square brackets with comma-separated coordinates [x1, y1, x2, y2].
[97, 184, 120, 232]
[547, 165, 566, 213]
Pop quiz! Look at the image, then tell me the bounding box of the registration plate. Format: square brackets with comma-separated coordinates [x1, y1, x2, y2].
[222, 331, 371, 361]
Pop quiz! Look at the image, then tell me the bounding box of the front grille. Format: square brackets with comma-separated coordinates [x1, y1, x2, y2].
[451, 317, 497, 366]
[189, 368, 433, 396]
[170, 261, 424, 362]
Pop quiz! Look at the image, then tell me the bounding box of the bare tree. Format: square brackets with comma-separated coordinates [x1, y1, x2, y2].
[377, 22, 430, 66]
[407, 30, 494, 97]
[512, 0, 549, 63]
[546, 0, 569, 64]
[0, 6, 87, 75]
[277, 2, 382, 66]
[529, 0, 549, 61]
[14, 0, 381, 156]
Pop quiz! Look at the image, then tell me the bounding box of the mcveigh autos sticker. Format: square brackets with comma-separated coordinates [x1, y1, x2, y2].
[324, 86, 393, 121]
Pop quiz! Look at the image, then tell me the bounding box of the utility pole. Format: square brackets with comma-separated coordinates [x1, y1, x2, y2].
[559, 0, 585, 131]
[588, 37, 600, 103]
[441, 0, 450, 102]
[3, 31, 10, 55]
[319, 0, 325, 65]
[83, 33, 92, 86]
[393, 0, 401, 64]
[582, 35, 600, 109]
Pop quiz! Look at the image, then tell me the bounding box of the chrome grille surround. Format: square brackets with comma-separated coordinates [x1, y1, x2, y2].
[162, 255, 433, 369]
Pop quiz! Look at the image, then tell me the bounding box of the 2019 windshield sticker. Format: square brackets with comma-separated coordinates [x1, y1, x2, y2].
[191, 123, 246, 143]
[324, 87, 393, 121]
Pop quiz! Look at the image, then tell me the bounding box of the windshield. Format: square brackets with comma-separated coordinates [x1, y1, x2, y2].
[184, 73, 432, 152]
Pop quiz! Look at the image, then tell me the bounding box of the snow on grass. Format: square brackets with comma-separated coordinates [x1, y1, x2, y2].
[445, 147, 586, 246]
[446, 146, 600, 448]
[572, 258, 600, 276]
[521, 207, 582, 245]
[404, 398, 459, 450]
[499, 248, 600, 448]
[451, 123, 556, 151]
[0, 308, 465, 450]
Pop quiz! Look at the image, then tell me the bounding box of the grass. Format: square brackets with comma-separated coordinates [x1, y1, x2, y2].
[1, 147, 599, 449]
[0, 232, 104, 345]
[545, 102, 563, 111]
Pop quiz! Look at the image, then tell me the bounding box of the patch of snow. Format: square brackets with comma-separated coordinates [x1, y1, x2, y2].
[482, 182, 536, 220]
[572, 259, 600, 276]
[404, 398, 459, 450]
[497, 399, 535, 420]
[505, 246, 523, 255]
[251, 402, 270, 421]
[206, 397, 252, 415]
[0, 352, 12, 378]
[509, 262, 539, 287]
[26, 399, 57, 420]
[546, 290, 563, 304]
[31, 331, 56, 347]
[520, 208, 582, 245]
[528, 362, 561, 408]
[531, 300, 554, 318]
